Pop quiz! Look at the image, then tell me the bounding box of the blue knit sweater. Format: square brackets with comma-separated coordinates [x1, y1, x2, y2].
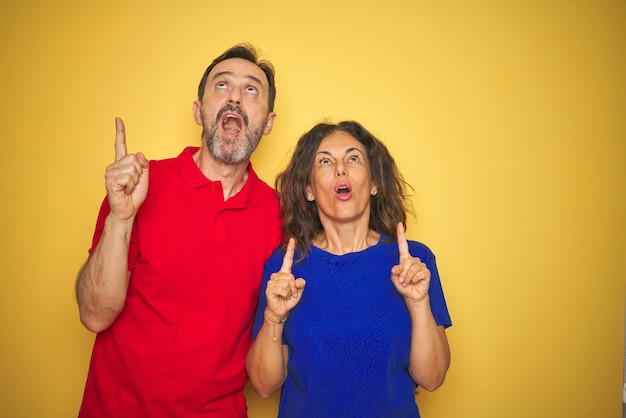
[252, 236, 452, 418]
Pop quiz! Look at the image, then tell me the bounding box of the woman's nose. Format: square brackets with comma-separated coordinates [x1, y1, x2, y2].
[335, 164, 346, 177]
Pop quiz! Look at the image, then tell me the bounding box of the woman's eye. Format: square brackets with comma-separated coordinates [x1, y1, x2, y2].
[348, 155, 360, 163]
[319, 158, 331, 165]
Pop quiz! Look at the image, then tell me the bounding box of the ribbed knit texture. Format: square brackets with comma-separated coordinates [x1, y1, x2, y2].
[252, 236, 452, 418]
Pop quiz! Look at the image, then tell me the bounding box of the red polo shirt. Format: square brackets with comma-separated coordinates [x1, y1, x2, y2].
[79, 147, 282, 417]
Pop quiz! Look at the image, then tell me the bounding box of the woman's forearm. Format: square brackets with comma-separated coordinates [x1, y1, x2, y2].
[407, 297, 451, 391]
[246, 316, 289, 398]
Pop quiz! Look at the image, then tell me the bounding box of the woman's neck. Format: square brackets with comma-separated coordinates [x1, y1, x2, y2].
[312, 226, 380, 255]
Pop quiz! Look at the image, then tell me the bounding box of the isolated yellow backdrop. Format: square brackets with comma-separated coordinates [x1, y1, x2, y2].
[1, 1, 624, 417]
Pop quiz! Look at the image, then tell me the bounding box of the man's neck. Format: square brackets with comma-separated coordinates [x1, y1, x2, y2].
[192, 147, 250, 201]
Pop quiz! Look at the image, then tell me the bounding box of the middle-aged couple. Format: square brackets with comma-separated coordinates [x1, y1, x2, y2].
[75, 43, 452, 418]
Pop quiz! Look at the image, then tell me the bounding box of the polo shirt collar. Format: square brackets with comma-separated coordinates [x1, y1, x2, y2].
[177, 146, 261, 206]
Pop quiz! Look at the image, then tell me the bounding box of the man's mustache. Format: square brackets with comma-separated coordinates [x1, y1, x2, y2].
[216, 104, 249, 127]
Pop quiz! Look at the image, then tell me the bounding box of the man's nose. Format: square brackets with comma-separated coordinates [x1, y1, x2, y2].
[228, 88, 242, 106]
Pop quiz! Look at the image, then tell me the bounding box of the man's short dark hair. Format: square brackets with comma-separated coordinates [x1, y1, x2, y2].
[197, 43, 276, 112]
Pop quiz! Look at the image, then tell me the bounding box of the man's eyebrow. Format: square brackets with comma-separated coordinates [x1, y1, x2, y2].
[211, 71, 264, 86]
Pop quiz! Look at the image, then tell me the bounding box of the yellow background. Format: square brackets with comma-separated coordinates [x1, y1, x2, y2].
[1, 1, 624, 417]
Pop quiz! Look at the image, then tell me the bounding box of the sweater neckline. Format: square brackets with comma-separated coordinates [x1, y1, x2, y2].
[309, 234, 388, 262]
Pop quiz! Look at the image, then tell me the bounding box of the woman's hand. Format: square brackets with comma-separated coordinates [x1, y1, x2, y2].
[266, 238, 306, 318]
[391, 223, 431, 305]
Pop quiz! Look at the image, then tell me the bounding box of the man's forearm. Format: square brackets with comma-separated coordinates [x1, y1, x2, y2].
[76, 215, 133, 333]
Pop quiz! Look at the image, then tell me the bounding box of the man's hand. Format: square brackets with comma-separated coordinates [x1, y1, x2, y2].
[104, 117, 149, 221]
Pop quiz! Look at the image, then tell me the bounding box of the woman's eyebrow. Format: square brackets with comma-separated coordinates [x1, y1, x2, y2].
[315, 147, 364, 157]
[345, 147, 364, 155]
[315, 150, 333, 157]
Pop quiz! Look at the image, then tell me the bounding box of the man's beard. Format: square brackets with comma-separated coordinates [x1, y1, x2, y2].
[201, 105, 267, 164]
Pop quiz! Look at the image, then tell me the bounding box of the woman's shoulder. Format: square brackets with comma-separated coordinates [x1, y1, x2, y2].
[378, 234, 435, 259]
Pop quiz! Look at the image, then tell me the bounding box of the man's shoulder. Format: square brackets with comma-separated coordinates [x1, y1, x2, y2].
[247, 165, 279, 201]
[254, 177, 278, 198]
[148, 147, 197, 166]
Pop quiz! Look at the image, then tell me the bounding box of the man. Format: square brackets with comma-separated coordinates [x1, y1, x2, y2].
[76, 44, 282, 417]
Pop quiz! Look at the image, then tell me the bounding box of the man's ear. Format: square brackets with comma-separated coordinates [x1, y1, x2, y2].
[192, 100, 202, 126]
[262, 112, 277, 135]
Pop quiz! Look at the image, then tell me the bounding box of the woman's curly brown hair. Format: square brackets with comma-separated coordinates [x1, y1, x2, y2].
[276, 120, 414, 260]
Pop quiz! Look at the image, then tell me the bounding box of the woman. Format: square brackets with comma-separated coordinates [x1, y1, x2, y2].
[246, 121, 452, 417]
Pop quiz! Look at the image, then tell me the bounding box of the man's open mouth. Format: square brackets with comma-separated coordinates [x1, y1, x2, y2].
[222, 113, 242, 135]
